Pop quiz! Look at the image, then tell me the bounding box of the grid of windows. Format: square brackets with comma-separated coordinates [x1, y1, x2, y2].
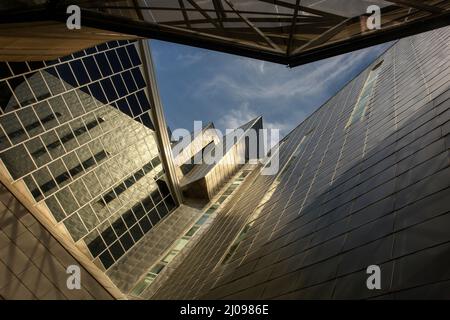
[0, 41, 176, 270]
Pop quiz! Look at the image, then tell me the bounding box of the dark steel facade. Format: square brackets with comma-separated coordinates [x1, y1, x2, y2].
[149, 26, 450, 299]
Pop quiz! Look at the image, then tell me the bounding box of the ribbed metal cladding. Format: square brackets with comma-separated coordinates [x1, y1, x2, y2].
[150, 26, 450, 299]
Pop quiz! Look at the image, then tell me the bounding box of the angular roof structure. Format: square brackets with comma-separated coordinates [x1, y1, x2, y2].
[180, 116, 263, 199]
[1, 1, 449, 66]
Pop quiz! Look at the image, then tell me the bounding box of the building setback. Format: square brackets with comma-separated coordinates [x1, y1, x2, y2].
[149, 26, 450, 300]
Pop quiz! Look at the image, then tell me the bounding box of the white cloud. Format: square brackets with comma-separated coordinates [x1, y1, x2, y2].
[192, 43, 389, 140]
[198, 44, 387, 102]
[152, 38, 391, 142]
[176, 52, 204, 66]
[217, 102, 257, 130]
[217, 102, 296, 148]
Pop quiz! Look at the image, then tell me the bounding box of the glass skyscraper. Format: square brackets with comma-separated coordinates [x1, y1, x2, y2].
[0, 40, 176, 272]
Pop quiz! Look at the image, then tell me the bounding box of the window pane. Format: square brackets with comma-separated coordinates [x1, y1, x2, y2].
[70, 59, 90, 85]
[82, 56, 102, 81]
[0, 113, 27, 144]
[105, 50, 123, 73]
[8, 76, 35, 107]
[63, 213, 88, 242]
[16, 108, 44, 137]
[95, 53, 112, 77]
[0, 144, 36, 179]
[56, 63, 78, 89]
[26, 72, 51, 101]
[41, 67, 65, 95]
[0, 81, 18, 112]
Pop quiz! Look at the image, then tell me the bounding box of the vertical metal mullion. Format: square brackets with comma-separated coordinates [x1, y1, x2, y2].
[137, 40, 183, 205]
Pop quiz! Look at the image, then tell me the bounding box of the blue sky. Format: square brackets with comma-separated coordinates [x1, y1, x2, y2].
[150, 40, 391, 139]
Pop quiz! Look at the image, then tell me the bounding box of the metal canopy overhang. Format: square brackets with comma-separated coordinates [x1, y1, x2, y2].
[1, 1, 450, 67]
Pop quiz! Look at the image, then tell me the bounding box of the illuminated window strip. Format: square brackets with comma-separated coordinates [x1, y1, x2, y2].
[345, 61, 383, 128]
